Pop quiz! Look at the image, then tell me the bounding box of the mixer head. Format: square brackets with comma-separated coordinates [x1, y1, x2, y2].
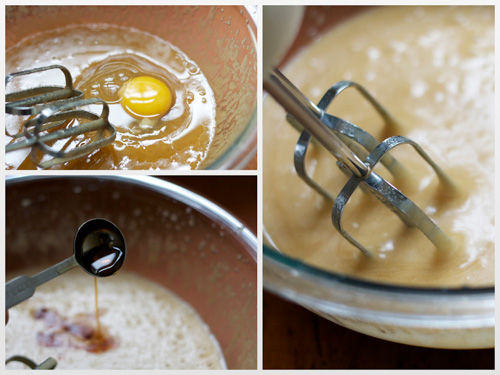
[265, 69, 456, 256]
[6, 355, 57, 370]
[5, 65, 116, 169]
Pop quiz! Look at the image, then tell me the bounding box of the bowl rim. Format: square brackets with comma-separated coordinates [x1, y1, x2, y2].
[6, 175, 257, 262]
[206, 5, 257, 170]
[264, 245, 494, 329]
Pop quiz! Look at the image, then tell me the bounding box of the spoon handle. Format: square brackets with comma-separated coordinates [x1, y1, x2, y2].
[6, 256, 78, 309]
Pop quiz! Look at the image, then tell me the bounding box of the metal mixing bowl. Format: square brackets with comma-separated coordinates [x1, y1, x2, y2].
[6, 175, 257, 368]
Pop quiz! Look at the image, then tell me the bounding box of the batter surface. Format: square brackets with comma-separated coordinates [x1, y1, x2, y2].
[264, 6, 494, 287]
[5, 270, 225, 369]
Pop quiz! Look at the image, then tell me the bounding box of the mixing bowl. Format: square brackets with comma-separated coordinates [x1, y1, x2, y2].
[5, 5, 257, 169]
[263, 6, 494, 349]
[6, 175, 257, 368]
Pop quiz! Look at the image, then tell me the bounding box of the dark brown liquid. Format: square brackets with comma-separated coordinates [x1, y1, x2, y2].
[33, 305, 115, 353]
[31, 223, 124, 353]
[94, 277, 102, 339]
[81, 244, 124, 277]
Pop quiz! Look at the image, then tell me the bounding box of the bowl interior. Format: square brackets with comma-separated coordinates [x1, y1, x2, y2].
[6, 6, 257, 169]
[6, 176, 257, 369]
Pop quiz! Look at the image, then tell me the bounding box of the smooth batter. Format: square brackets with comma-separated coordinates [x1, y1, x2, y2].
[264, 6, 494, 287]
[5, 270, 225, 369]
[5, 24, 216, 170]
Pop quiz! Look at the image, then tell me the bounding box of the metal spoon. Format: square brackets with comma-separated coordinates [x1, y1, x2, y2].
[5, 218, 126, 309]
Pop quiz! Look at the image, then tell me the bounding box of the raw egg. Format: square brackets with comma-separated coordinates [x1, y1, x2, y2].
[120, 76, 173, 119]
[5, 24, 217, 170]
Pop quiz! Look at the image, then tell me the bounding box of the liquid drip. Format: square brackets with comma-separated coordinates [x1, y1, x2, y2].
[94, 277, 101, 339]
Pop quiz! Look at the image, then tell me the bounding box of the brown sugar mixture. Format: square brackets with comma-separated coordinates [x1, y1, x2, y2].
[6, 24, 216, 170]
[263, 6, 494, 287]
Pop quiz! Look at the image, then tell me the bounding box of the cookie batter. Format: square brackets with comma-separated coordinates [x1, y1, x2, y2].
[264, 6, 494, 287]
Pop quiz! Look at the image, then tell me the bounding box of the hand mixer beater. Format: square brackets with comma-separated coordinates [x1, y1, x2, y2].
[264, 68, 456, 256]
[5, 65, 116, 168]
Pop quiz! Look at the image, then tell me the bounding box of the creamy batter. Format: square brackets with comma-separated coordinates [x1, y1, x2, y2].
[5, 24, 216, 170]
[264, 6, 494, 287]
[5, 270, 225, 369]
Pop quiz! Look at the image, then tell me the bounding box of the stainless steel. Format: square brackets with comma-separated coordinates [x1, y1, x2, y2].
[6, 355, 58, 369]
[5, 218, 125, 309]
[264, 68, 455, 256]
[5, 65, 116, 168]
[6, 257, 77, 309]
[264, 68, 370, 179]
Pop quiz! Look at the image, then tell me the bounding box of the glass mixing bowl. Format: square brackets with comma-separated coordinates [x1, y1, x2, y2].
[5, 5, 257, 170]
[6, 175, 257, 368]
[264, 245, 493, 349]
[263, 6, 494, 349]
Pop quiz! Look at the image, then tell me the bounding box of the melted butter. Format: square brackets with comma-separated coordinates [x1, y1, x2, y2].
[5, 24, 216, 170]
[263, 6, 494, 287]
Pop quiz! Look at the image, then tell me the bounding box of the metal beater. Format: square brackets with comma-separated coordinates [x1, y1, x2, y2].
[264, 68, 455, 256]
[6, 356, 57, 370]
[5, 65, 116, 168]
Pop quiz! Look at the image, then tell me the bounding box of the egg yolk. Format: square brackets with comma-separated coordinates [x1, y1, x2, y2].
[120, 76, 173, 118]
